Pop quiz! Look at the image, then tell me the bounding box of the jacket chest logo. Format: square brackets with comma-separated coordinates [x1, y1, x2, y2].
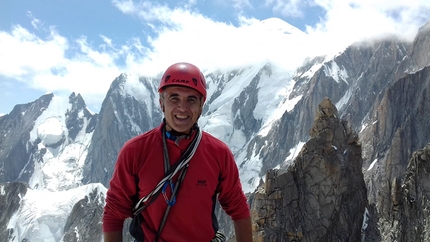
[196, 179, 207, 186]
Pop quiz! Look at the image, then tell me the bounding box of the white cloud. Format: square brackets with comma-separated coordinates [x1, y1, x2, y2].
[28, 13, 42, 30]
[0, 26, 68, 77]
[265, 0, 304, 17]
[1, 0, 429, 113]
[0, 25, 125, 111]
[99, 35, 113, 48]
[114, 1, 312, 73]
[258, 0, 430, 58]
[231, 0, 252, 10]
[114, 0, 430, 74]
[309, 0, 430, 41]
[112, 0, 173, 24]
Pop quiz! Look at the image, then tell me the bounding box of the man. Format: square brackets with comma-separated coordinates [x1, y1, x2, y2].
[103, 62, 252, 241]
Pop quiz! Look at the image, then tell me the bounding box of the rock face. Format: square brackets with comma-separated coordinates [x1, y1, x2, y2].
[0, 93, 54, 183]
[0, 182, 28, 242]
[378, 143, 430, 241]
[83, 74, 162, 187]
[251, 98, 367, 242]
[62, 186, 105, 242]
[362, 65, 430, 219]
[0, 92, 97, 188]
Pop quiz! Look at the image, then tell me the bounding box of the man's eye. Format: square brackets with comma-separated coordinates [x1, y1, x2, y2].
[188, 98, 197, 104]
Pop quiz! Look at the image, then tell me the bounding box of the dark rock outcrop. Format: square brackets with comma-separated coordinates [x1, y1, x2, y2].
[0, 182, 28, 242]
[378, 143, 430, 241]
[66, 93, 97, 140]
[62, 186, 105, 242]
[361, 65, 430, 222]
[251, 98, 368, 242]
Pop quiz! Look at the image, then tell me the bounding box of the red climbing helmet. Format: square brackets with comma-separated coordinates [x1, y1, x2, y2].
[158, 62, 207, 102]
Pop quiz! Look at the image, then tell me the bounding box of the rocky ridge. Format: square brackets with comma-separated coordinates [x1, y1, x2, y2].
[251, 98, 367, 242]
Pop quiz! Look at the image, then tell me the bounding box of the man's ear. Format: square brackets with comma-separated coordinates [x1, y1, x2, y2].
[198, 103, 203, 116]
[159, 98, 165, 112]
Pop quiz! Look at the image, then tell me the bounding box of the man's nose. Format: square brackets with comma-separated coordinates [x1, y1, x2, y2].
[176, 99, 187, 110]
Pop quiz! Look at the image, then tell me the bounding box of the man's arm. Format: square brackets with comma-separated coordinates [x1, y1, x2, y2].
[234, 217, 253, 242]
[103, 231, 122, 242]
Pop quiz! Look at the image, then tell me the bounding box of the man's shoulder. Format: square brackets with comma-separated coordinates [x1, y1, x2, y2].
[201, 131, 229, 150]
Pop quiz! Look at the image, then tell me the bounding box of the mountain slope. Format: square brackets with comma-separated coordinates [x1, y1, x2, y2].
[83, 73, 162, 186]
[0, 93, 96, 191]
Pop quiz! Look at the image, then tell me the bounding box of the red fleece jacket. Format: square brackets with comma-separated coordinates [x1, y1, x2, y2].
[103, 124, 250, 241]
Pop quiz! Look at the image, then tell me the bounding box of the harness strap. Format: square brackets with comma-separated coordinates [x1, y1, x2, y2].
[155, 164, 189, 241]
[211, 231, 227, 242]
[154, 124, 198, 241]
[132, 123, 202, 242]
[132, 125, 202, 214]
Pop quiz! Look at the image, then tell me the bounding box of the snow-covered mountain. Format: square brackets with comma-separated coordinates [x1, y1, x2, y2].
[6, 183, 106, 241]
[1, 18, 430, 241]
[0, 93, 96, 191]
[0, 92, 101, 241]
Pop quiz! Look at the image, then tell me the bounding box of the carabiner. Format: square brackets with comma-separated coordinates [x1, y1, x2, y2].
[162, 181, 176, 206]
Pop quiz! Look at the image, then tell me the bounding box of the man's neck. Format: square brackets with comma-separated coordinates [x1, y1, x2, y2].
[164, 124, 195, 144]
[165, 124, 192, 136]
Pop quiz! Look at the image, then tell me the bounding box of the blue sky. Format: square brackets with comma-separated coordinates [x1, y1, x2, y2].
[1, 0, 430, 115]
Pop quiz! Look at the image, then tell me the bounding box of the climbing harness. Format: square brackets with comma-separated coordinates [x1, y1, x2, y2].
[211, 231, 227, 242]
[129, 123, 202, 242]
[132, 124, 201, 212]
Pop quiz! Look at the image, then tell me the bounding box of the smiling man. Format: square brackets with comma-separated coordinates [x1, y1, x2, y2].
[103, 62, 252, 242]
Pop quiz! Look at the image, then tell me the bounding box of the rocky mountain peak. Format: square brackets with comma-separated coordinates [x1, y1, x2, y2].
[405, 20, 430, 72]
[82, 74, 162, 186]
[251, 98, 367, 242]
[66, 92, 97, 140]
[0, 93, 54, 183]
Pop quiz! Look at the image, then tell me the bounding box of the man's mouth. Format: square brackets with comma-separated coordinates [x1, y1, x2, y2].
[175, 114, 189, 120]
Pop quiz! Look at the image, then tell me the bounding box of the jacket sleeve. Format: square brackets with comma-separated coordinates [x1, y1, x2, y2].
[217, 145, 251, 221]
[102, 141, 140, 232]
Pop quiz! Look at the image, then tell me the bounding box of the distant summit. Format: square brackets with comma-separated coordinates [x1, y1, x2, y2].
[260, 17, 306, 35]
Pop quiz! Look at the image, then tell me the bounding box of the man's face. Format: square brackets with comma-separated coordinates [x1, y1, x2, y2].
[160, 86, 203, 133]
